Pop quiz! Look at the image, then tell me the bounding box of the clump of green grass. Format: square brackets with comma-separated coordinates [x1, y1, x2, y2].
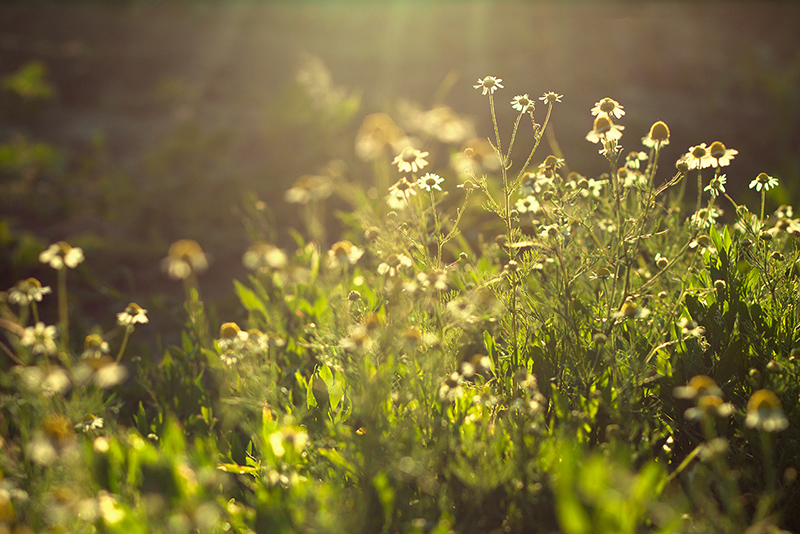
[1, 71, 799, 534]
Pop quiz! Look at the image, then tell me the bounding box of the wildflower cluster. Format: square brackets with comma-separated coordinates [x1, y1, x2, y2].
[1, 70, 799, 534]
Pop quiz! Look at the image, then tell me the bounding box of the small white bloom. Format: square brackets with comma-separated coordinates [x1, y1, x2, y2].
[39, 242, 84, 270]
[20, 322, 58, 355]
[417, 173, 444, 192]
[511, 94, 535, 112]
[473, 76, 503, 95]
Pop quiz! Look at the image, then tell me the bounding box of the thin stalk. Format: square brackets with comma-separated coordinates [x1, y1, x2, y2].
[58, 267, 69, 352]
[515, 103, 553, 183]
[116, 326, 132, 363]
[696, 168, 703, 216]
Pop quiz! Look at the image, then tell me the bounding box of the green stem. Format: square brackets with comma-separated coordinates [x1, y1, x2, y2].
[116, 326, 132, 363]
[696, 168, 703, 217]
[58, 267, 69, 352]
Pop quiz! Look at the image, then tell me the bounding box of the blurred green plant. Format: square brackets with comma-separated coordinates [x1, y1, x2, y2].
[2, 66, 800, 534]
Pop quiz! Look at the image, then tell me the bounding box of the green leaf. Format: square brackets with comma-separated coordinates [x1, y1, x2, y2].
[234, 279, 267, 316]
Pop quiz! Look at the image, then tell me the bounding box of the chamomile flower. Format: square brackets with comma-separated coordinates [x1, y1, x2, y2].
[703, 174, 727, 197]
[393, 146, 430, 173]
[355, 112, 407, 161]
[76, 414, 104, 433]
[690, 206, 722, 228]
[473, 76, 503, 95]
[708, 141, 737, 168]
[416, 270, 449, 292]
[21, 322, 58, 355]
[39, 242, 84, 270]
[641, 121, 670, 148]
[7, 278, 51, 304]
[327, 240, 364, 268]
[590, 267, 614, 280]
[217, 321, 249, 354]
[749, 173, 779, 192]
[539, 92, 563, 104]
[585, 115, 624, 144]
[161, 239, 208, 280]
[614, 299, 650, 319]
[591, 97, 625, 119]
[116, 303, 148, 326]
[284, 174, 334, 204]
[243, 242, 288, 271]
[674, 375, 721, 400]
[625, 151, 650, 170]
[83, 333, 110, 359]
[417, 173, 444, 192]
[511, 94, 535, 113]
[681, 144, 714, 170]
[746, 389, 788, 432]
[377, 254, 413, 277]
[387, 177, 417, 208]
[515, 195, 540, 214]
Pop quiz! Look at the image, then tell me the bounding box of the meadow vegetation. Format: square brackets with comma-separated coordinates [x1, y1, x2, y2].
[1, 61, 799, 533]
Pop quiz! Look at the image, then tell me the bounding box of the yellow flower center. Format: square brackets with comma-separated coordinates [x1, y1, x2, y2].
[543, 155, 560, 168]
[599, 99, 616, 112]
[709, 141, 726, 158]
[331, 241, 353, 257]
[124, 303, 143, 315]
[400, 148, 416, 162]
[691, 146, 707, 159]
[747, 389, 781, 413]
[649, 121, 670, 142]
[219, 322, 242, 339]
[687, 375, 718, 395]
[592, 116, 612, 133]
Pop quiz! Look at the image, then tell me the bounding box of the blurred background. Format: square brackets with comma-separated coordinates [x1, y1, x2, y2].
[1, 0, 799, 339]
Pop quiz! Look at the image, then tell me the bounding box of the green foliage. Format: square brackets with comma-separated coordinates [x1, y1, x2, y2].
[2, 68, 800, 534]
